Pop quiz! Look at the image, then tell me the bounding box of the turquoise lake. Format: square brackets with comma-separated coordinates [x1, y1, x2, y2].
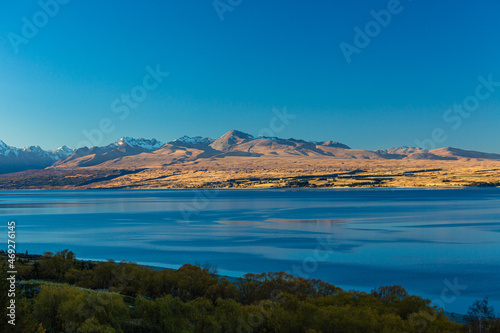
[1, 188, 499, 313]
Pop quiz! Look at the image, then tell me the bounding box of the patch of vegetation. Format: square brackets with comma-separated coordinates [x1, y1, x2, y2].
[2, 250, 494, 332]
[285, 180, 310, 187]
[468, 181, 500, 187]
[0, 169, 147, 189]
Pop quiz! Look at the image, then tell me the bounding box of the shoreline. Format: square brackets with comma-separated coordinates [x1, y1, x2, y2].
[8, 251, 474, 324]
[1, 185, 499, 191]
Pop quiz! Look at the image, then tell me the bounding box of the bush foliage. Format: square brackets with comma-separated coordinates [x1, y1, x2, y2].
[0, 250, 496, 332]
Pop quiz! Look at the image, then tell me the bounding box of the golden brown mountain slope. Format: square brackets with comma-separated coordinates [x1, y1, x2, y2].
[1, 130, 499, 189]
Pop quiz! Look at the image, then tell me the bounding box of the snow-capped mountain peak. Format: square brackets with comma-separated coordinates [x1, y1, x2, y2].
[0, 140, 10, 153]
[114, 137, 164, 150]
[0, 140, 20, 157]
[23, 145, 45, 154]
[52, 146, 75, 159]
[0, 140, 76, 161]
[173, 136, 214, 145]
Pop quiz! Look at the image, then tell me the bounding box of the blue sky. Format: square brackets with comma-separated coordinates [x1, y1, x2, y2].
[1, 0, 499, 152]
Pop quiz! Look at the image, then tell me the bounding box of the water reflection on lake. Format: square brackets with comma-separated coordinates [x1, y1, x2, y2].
[1, 188, 499, 313]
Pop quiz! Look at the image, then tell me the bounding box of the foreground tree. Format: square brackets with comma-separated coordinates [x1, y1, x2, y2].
[4, 250, 466, 332]
[467, 297, 496, 333]
[34, 284, 129, 332]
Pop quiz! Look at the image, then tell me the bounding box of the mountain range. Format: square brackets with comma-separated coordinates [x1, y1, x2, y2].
[1, 130, 500, 175]
[0, 140, 73, 174]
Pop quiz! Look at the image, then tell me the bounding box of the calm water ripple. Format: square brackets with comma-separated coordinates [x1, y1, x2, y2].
[1, 188, 499, 313]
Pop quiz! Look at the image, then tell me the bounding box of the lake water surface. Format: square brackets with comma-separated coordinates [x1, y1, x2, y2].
[1, 188, 499, 313]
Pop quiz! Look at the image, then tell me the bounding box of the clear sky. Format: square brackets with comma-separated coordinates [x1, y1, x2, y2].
[1, 0, 499, 152]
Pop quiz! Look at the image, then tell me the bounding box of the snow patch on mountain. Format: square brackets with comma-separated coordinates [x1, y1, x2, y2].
[0, 140, 76, 161]
[23, 146, 46, 154]
[173, 136, 214, 145]
[0, 140, 20, 157]
[377, 147, 423, 154]
[257, 136, 280, 142]
[114, 137, 164, 150]
[52, 146, 75, 159]
[312, 141, 351, 149]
